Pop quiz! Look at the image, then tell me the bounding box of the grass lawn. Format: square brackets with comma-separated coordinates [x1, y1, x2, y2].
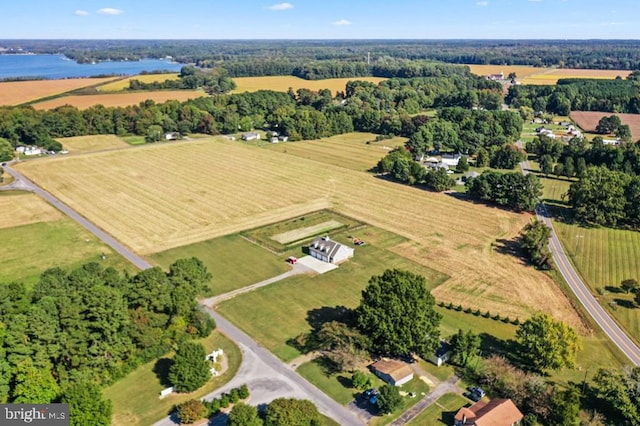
[217, 227, 448, 362]
[369, 379, 431, 426]
[150, 234, 289, 296]
[0, 219, 133, 287]
[56, 134, 130, 153]
[121, 135, 147, 145]
[296, 358, 362, 405]
[407, 393, 469, 425]
[106, 330, 241, 426]
[241, 210, 364, 254]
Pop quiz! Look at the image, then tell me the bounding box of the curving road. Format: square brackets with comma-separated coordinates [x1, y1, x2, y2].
[4, 161, 363, 425]
[520, 159, 640, 365]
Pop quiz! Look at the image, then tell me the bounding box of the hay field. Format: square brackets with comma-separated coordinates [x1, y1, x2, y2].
[263, 133, 406, 171]
[31, 90, 206, 110]
[466, 64, 630, 85]
[16, 136, 582, 327]
[570, 111, 640, 141]
[467, 64, 545, 79]
[97, 73, 180, 92]
[232, 76, 386, 94]
[0, 77, 119, 106]
[0, 192, 62, 229]
[57, 135, 131, 153]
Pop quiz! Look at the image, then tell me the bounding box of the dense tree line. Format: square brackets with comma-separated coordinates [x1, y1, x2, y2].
[507, 78, 640, 115]
[377, 148, 455, 191]
[466, 171, 543, 212]
[10, 39, 640, 70]
[128, 66, 236, 94]
[0, 258, 214, 423]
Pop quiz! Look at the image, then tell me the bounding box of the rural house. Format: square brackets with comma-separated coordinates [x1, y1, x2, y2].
[454, 398, 523, 426]
[441, 153, 462, 167]
[370, 359, 414, 386]
[164, 132, 180, 140]
[241, 132, 261, 141]
[308, 236, 353, 264]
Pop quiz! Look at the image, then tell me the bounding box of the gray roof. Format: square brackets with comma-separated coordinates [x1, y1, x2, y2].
[309, 236, 344, 259]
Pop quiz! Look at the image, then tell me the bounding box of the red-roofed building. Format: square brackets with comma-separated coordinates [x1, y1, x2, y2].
[454, 398, 523, 426]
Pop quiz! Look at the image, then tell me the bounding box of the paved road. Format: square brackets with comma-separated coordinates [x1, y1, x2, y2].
[5, 161, 362, 425]
[3, 163, 152, 270]
[389, 375, 460, 426]
[520, 159, 640, 365]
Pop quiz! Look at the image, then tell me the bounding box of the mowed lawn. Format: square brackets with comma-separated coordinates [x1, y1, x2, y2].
[263, 133, 407, 172]
[31, 90, 207, 110]
[16, 134, 583, 328]
[105, 331, 241, 426]
[217, 230, 448, 362]
[0, 77, 118, 105]
[97, 73, 180, 92]
[57, 134, 131, 153]
[407, 393, 469, 425]
[232, 76, 386, 94]
[150, 234, 289, 296]
[0, 192, 132, 286]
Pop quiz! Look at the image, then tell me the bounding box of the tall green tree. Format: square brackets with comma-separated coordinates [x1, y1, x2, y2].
[593, 367, 640, 425]
[377, 384, 403, 414]
[11, 359, 60, 403]
[516, 313, 581, 372]
[356, 269, 441, 357]
[168, 341, 211, 393]
[520, 219, 552, 269]
[449, 329, 480, 366]
[264, 398, 321, 426]
[549, 387, 580, 426]
[62, 381, 112, 426]
[0, 137, 13, 162]
[620, 278, 639, 294]
[228, 402, 263, 426]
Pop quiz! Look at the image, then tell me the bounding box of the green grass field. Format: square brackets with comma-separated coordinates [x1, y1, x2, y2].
[105, 331, 241, 426]
[407, 393, 469, 425]
[121, 135, 147, 145]
[296, 359, 363, 405]
[150, 234, 289, 296]
[217, 227, 448, 362]
[0, 219, 133, 286]
[370, 379, 431, 426]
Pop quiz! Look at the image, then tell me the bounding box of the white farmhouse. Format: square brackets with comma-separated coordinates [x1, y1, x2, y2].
[308, 236, 354, 264]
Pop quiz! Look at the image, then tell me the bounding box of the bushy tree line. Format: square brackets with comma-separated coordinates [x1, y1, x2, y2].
[568, 166, 640, 228]
[466, 171, 543, 212]
[0, 258, 214, 424]
[377, 148, 455, 191]
[128, 66, 236, 94]
[519, 219, 552, 269]
[507, 78, 640, 115]
[592, 366, 640, 425]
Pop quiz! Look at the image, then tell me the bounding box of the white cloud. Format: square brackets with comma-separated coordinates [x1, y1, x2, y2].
[476, 1, 489, 6]
[268, 3, 294, 10]
[97, 8, 123, 15]
[332, 19, 352, 26]
[74, 10, 89, 16]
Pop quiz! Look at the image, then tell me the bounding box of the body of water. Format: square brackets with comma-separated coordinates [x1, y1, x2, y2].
[0, 54, 183, 79]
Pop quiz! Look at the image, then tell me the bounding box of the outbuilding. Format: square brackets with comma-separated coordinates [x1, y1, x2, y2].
[370, 359, 414, 387]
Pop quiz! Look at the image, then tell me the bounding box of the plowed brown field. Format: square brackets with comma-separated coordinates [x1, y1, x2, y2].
[570, 111, 640, 140]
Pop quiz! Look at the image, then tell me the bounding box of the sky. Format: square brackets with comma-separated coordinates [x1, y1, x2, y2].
[2, 0, 640, 39]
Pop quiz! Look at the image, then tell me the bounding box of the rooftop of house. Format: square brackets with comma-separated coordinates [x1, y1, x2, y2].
[455, 398, 524, 426]
[370, 359, 413, 382]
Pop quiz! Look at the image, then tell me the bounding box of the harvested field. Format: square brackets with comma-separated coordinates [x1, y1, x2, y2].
[0, 192, 62, 229]
[263, 133, 406, 172]
[232, 76, 386, 94]
[466, 64, 630, 85]
[467, 64, 545, 79]
[16, 135, 582, 328]
[31, 90, 207, 110]
[57, 135, 131, 153]
[97, 73, 180, 92]
[271, 220, 343, 244]
[0, 77, 118, 106]
[570, 111, 640, 141]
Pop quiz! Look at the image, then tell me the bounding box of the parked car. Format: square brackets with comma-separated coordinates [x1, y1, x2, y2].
[286, 256, 298, 264]
[464, 391, 482, 402]
[468, 386, 485, 398]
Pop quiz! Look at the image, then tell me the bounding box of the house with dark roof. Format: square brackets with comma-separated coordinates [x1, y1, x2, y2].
[370, 359, 414, 386]
[454, 398, 524, 426]
[308, 236, 353, 264]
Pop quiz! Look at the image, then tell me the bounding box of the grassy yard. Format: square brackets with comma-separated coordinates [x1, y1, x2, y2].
[106, 331, 241, 426]
[121, 135, 147, 145]
[296, 358, 363, 405]
[56, 134, 130, 153]
[407, 393, 469, 425]
[370, 379, 431, 426]
[150, 234, 289, 296]
[217, 227, 448, 362]
[0, 219, 133, 286]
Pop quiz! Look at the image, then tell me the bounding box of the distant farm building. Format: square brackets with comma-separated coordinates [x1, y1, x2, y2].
[164, 132, 180, 140]
[429, 341, 451, 367]
[441, 153, 462, 167]
[370, 359, 414, 386]
[603, 138, 621, 146]
[23, 147, 42, 156]
[485, 72, 504, 80]
[278, 135, 289, 142]
[242, 132, 261, 141]
[308, 236, 353, 264]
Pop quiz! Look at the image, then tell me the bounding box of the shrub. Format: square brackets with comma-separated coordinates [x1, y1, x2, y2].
[220, 394, 230, 408]
[474, 309, 481, 316]
[456, 305, 463, 311]
[464, 307, 472, 313]
[447, 302, 454, 309]
[206, 398, 221, 416]
[230, 388, 240, 403]
[176, 399, 207, 425]
[238, 384, 250, 399]
[492, 314, 501, 321]
[502, 316, 511, 323]
[483, 311, 491, 318]
[351, 370, 372, 390]
[512, 318, 520, 325]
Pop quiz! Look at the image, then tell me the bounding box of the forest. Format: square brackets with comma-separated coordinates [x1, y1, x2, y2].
[5, 39, 640, 70]
[0, 258, 214, 423]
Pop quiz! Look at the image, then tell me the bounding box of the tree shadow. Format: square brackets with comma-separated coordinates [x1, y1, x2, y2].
[315, 355, 341, 375]
[478, 333, 519, 363]
[306, 305, 355, 331]
[337, 374, 353, 389]
[613, 299, 637, 309]
[605, 286, 624, 294]
[492, 238, 526, 264]
[153, 357, 173, 387]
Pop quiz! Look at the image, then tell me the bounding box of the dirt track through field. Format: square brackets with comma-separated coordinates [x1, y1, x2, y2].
[15, 137, 582, 328]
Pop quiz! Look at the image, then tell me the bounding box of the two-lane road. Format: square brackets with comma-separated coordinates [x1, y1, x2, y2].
[520, 159, 640, 365]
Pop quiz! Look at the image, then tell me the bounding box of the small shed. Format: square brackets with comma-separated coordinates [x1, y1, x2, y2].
[429, 341, 451, 367]
[242, 132, 260, 141]
[370, 359, 414, 386]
